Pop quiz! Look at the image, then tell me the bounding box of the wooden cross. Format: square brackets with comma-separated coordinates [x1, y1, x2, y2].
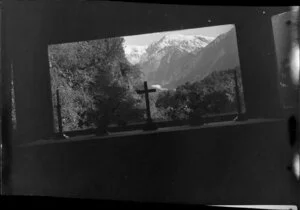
[136, 81, 158, 130]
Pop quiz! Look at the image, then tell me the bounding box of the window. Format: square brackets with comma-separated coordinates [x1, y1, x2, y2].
[272, 10, 299, 109]
[48, 24, 246, 136]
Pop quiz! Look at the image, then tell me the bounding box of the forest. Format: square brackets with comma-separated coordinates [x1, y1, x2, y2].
[48, 37, 245, 132]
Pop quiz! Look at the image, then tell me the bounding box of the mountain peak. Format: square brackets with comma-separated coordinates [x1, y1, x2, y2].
[124, 34, 216, 65]
[153, 34, 214, 53]
[162, 34, 214, 42]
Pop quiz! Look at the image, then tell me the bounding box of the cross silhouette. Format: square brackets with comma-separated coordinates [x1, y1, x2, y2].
[136, 81, 158, 130]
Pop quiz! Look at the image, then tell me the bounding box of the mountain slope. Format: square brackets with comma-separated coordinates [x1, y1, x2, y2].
[166, 27, 240, 88]
[138, 34, 214, 84]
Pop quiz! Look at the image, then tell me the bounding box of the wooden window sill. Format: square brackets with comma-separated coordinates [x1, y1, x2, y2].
[20, 118, 284, 147]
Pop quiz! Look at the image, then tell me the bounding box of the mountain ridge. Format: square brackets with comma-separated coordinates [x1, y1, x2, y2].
[124, 28, 239, 89]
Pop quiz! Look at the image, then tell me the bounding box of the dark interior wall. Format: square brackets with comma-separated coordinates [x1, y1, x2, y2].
[4, 1, 288, 144]
[4, 1, 55, 144]
[3, 1, 299, 205]
[12, 120, 299, 204]
[235, 13, 283, 118]
[272, 12, 292, 108]
[43, 2, 250, 44]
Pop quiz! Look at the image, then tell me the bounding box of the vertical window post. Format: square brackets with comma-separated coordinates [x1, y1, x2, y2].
[56, 89, 63, 134]
[136, 81, 158, 130]
[233, 69, 246, 121]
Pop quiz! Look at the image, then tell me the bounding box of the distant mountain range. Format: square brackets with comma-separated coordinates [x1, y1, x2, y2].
[124, 27, 240, 89]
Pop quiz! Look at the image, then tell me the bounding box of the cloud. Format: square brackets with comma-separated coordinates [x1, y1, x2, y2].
[151, 84, 168, 90]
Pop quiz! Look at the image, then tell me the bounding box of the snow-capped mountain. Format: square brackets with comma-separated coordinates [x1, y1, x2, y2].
[147, 34, 214, 54]
[137, 34, 215, 82]
[124, 45, 147, 64]
[123, 28, 239, 89]
[167, 27, 240, 89]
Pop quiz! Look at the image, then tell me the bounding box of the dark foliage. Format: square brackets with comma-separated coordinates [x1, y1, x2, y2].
[155, 67, 245, 121]
[49, 38, 144, 131]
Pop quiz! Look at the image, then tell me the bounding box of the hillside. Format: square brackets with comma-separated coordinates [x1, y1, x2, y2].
[167, 27, 240, 89]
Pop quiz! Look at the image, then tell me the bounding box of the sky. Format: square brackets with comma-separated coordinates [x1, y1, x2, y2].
[123, 24, 234, 46]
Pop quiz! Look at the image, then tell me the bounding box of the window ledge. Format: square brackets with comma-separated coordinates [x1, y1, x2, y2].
[19, 118, 284, 147]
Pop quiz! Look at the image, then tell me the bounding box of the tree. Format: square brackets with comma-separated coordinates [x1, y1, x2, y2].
[155, 68, 242, 121]
[49, 37, 145, 132]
